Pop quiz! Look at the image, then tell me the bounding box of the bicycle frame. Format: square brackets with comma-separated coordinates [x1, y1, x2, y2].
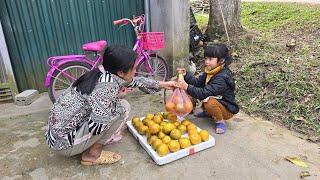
[44, 54, 102, 87]
[133, 37, 154, 73]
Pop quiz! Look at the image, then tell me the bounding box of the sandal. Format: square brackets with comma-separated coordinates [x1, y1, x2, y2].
[81, 151, 121, 166]
[215, 122, 226, 134]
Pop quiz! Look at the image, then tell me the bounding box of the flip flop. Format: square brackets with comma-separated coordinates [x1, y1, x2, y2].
[215, 122, 226, 134]
[81, 151, 121, 166]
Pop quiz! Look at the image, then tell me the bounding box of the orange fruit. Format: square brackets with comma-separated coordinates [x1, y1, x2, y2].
[175, 103, 185, 113]
[179, 137, 191, 149]
[177, 124, 187, 134]
[149, 124, 160, 134]
[165, 102, 175, 112]
[142, 118, 152, 125]
[145, 129, 151, 138]
[181, 119, 191, 127]
[173, 121, 180, 127]
[189, 133, 201, 145]
[185, 101, 193, 113]
[170, 129, 182, 140]
[163, 112, 169, 119]
[187, 123, 197, 131]
[153, 115, 163, 124]
[137, 125, 148, 135]
[146, 120, 156, 127]
[188, 128, 198, 135]
[146, 113, 154, 119]
[156, 144, 169, 157]
[147, 135, 158, 145]
[133, 120, 143, 129]
[168, 140, 180, 152]
[152, 139, 163, 150]
[199, 130, 209, 141]
[163, 123, 175, 134]
[132, 117, 140, 124]
[158, 131, 166, 139]
[162, 135, 171, 144]
[160, 121, 168, 127]
[167, 113, 178, 122]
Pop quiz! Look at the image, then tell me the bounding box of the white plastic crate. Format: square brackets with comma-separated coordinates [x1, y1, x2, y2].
[126, 120, 215, 165]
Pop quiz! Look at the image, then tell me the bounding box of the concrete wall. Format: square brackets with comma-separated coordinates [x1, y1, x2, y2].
[150, 0, 190, 78]
[0, 20, 18, 93]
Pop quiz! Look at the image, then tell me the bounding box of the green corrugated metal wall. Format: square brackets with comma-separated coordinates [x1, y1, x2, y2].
[0, 0, 143, 92]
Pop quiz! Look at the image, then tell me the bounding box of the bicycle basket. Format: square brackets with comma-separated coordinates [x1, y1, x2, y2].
[139, 32, 164, 50]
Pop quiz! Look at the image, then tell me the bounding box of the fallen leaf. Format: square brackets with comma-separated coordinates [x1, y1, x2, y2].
[285, 156, 309, 168]
[300, 171, 310, 178]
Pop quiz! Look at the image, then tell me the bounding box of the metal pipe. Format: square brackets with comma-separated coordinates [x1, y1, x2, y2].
[144, 0, 151, 32]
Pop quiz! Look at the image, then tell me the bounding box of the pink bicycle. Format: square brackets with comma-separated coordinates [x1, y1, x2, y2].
[45, 15, 169, 103]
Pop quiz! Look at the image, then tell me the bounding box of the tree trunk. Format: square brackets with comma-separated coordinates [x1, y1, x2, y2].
[205, 0, 243, 41]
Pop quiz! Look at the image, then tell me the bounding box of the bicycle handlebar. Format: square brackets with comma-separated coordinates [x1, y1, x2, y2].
[113, 19, 123, 25]
[113, 19, 128, 26]
[113, 16, 144, 27]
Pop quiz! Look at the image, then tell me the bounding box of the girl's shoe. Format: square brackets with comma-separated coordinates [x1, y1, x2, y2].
[215, 122, 226, 134]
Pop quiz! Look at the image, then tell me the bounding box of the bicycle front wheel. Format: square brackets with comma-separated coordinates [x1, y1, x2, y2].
[48, 61, 92, 103]
[136, 53, 169, 81]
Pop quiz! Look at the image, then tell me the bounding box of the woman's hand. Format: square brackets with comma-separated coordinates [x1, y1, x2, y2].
[159, 81, 176, 90]
[175, 78, 188, 90]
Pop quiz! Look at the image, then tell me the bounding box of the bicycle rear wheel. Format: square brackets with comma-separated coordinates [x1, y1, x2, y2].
[136, 53, 169, 81]
[48, 61, 92, 103]
[135, 53, 169, 94]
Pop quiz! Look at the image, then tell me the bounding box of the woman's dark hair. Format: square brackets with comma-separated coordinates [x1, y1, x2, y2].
[102, 45, 137, 74]
[72, 45, 137, 95]
[204, 44, 233, 66]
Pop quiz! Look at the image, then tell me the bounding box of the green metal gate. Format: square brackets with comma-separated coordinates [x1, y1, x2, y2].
[0, 0, 143, 92]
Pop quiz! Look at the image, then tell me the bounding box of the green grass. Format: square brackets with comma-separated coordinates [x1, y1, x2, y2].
[193, 2, 320, 140]
[241, 2, 320, 31]
[194, 14, 209, 31]
[195, 3, 320, 32]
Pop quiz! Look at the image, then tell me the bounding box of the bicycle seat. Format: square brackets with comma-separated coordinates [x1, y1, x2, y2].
[82, 40, 107, 52]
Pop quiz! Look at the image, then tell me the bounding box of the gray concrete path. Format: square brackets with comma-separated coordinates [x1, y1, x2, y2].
[0, 92, 319, 180]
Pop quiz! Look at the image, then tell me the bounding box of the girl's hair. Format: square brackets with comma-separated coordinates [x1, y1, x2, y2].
[204, 44, 233, 66]
[72, 44, 137, 95]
